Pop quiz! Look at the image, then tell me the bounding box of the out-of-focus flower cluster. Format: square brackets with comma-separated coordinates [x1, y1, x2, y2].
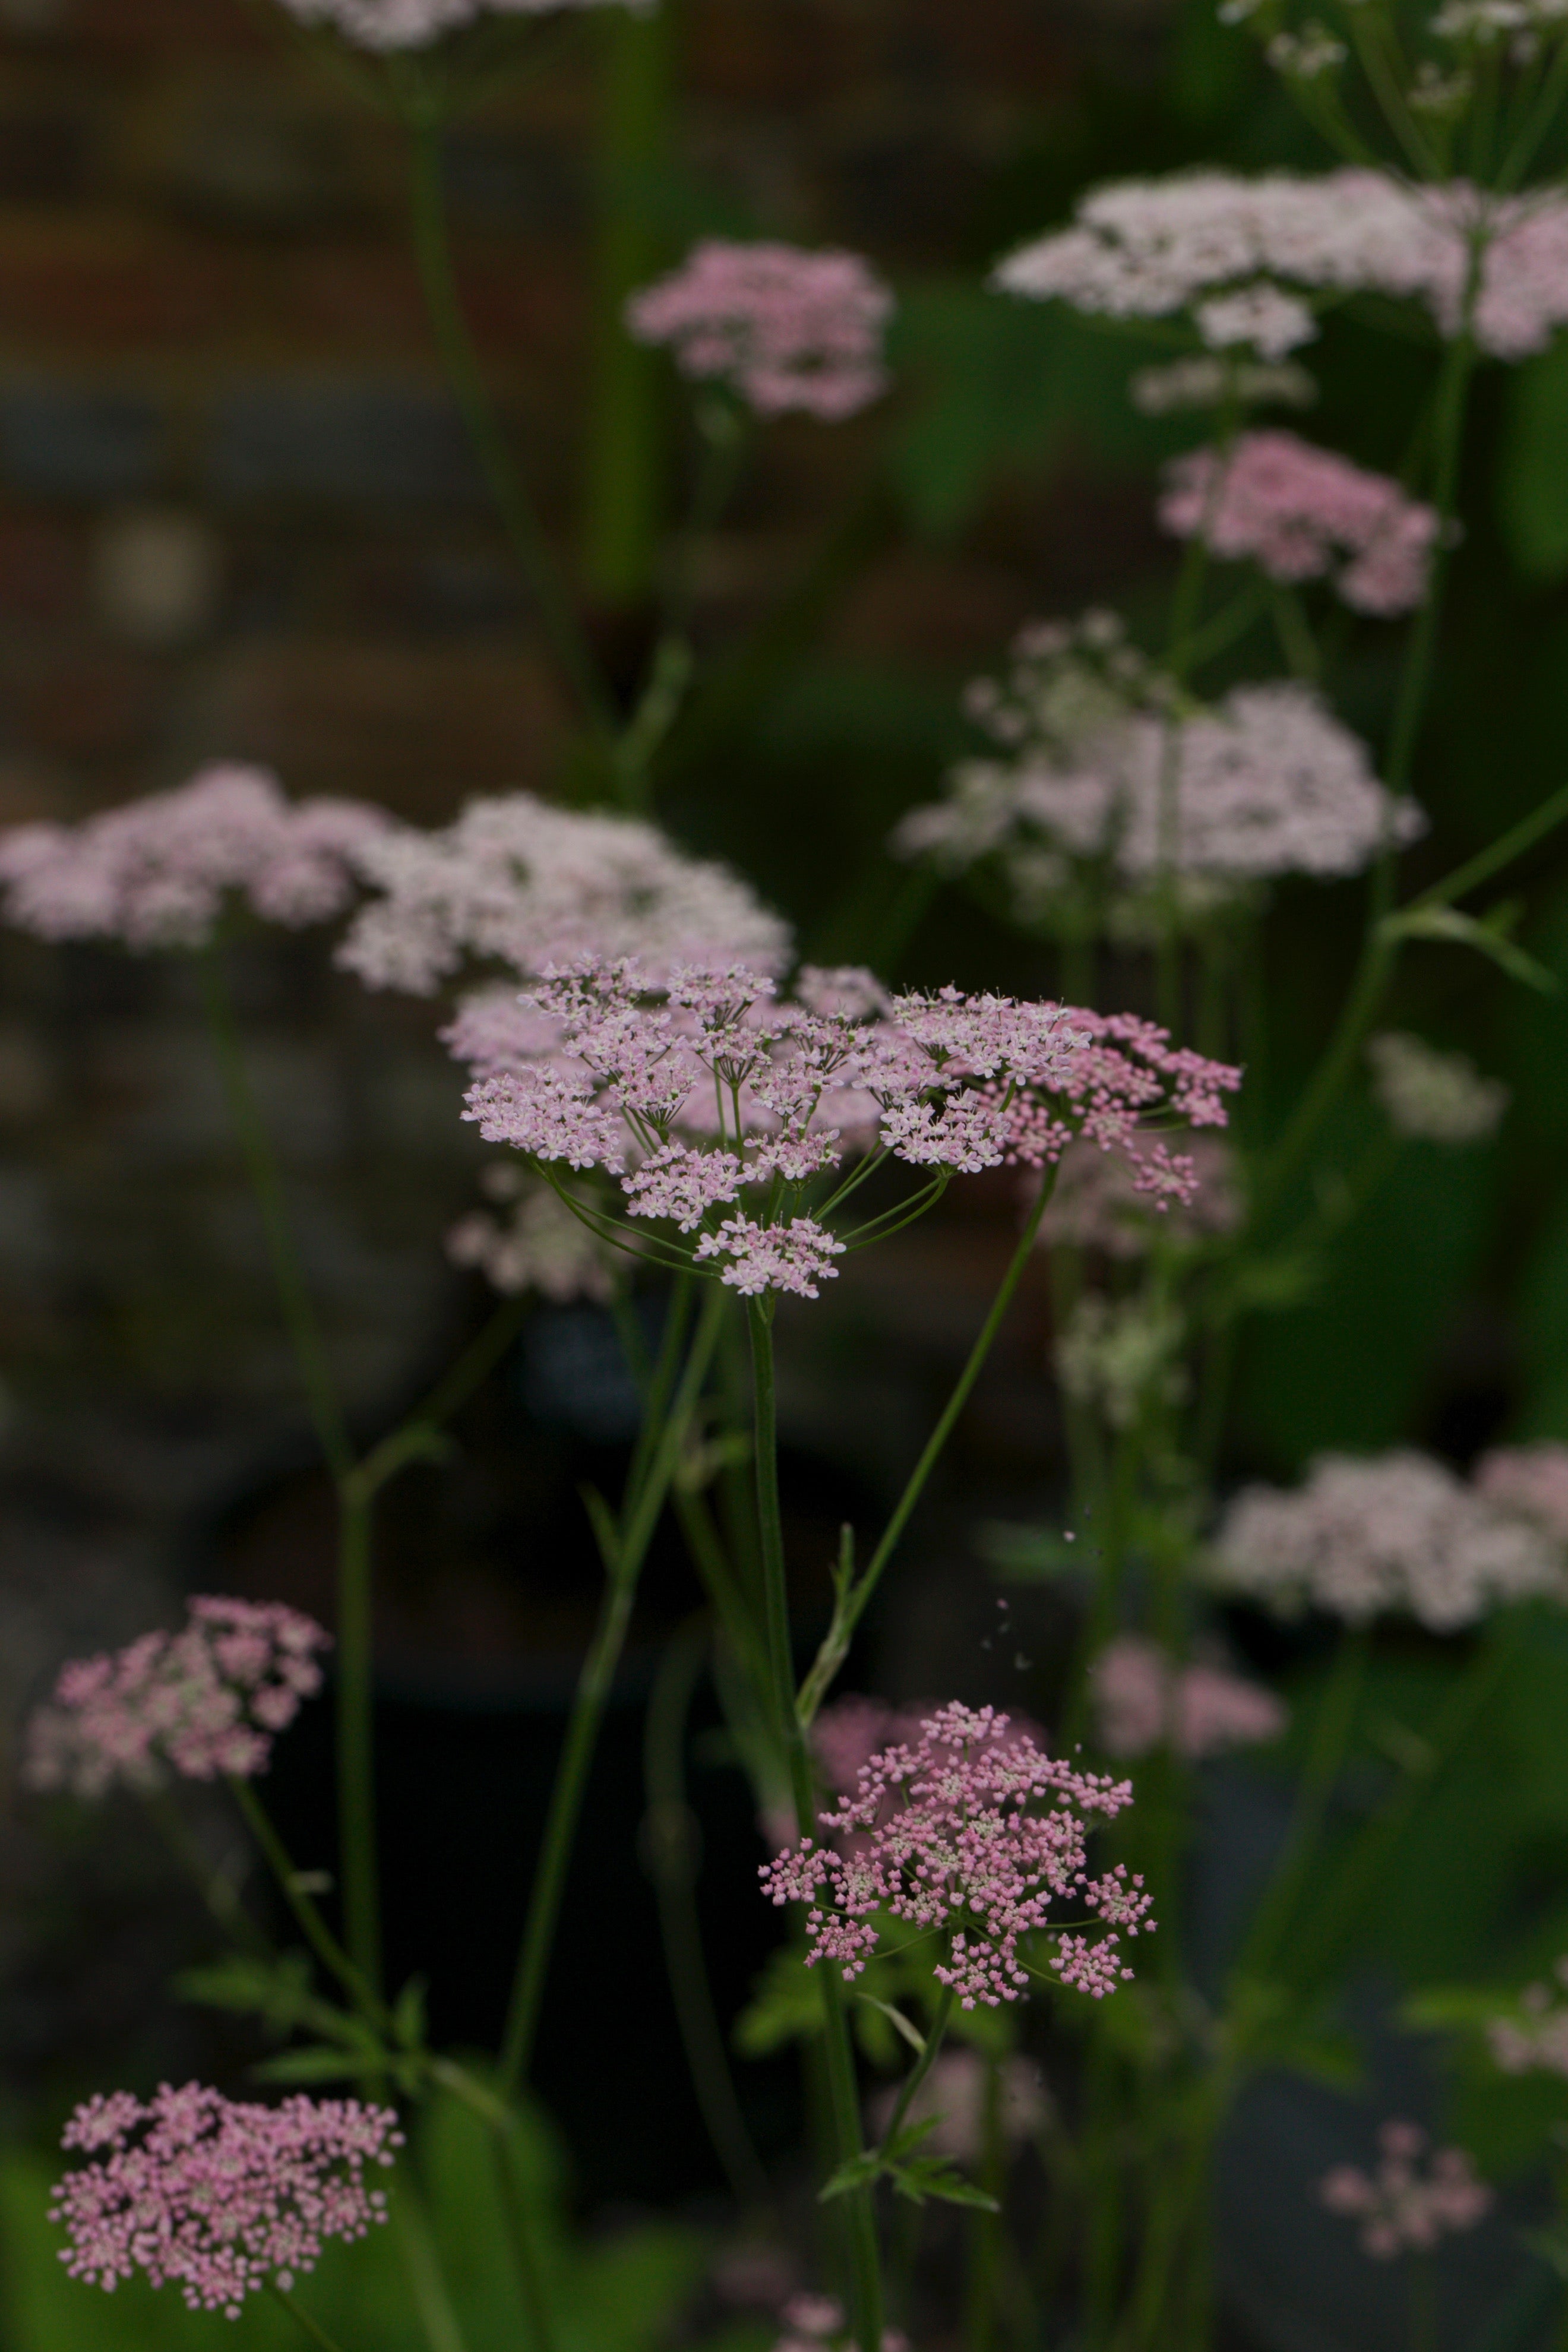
[626, 240, 893, 420]
[24, 1597, 330, 1797]
[0, 767, 388, 952]
[1035, 1134, 1243, 1259]
[1210, 1449, 1567, 1629]
[1129, 355, 1316, 414]
[273, 0, 644, 52]
[447, 1164, 618, 1300]
[51, 2083, 400, 2317]
[1485, 1956, 1568, 2075]
[1089, 1636, 1288, 1758]
[458, 957, 1238, 1298]
[1159, 432, 1439, 615]
[762, 1702, 1153, 2007]
[994, 170, 1568, 362]
[1474, 1441, 1568, 1542]
[1368, 1032, 1510, 1145]
[1055, 1294, 1190, 1431]
[768, 2293, 910, 2352]
[894, 614, 1422, 935]
[866, 2047, 1049, 2165]
[1319, 2122, 1492, 2258]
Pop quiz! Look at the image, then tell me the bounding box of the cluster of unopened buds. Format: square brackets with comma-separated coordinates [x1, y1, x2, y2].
[458, 956, 1239, 1301]
[1319, 2122, 1492, 2257]
[24, 1597, 330, 1797]
[762, 1702, 1154, 2007]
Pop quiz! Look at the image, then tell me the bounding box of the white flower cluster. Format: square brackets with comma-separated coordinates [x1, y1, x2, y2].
[1210, 1449, 1567, 1630]
[1367, 1032, 1509, 1144]
[1431, 0, 1568, 43]
[1128, 355, 1317, 414]
[1055, 1293, 1189, 1430]
[993, 169, 1568, 362]
[893, 617, 1422, 931]
[273, 0, 645, 52]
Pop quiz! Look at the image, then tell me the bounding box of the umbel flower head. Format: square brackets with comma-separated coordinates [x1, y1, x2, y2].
[1319, 2122, 1491, 2258]
[457, 956, 1240, 1300]
[1368, 1031, 1510, 1145]
[446, 1164, 618, 1301]
[761, 1702, 1155, 2007]
[1474, 1442, 1568, 1543]
[1485, 1956, 1568, 2077]
[1158, 432, 1440, 616]
[1035, 1133, 1243, 1259]
[1210, 1449, 1567, 1630]
[336, 791, 791, 997]
[272, 0, 646, 52]
[893, 614, 1422, 935]
[993, 169, 1568, 363]
[626, 240, 894, 420]
[1089, 1636, 1288, 1759]
[51, 2082, 401, 2317]
[0, 766, 390, 952]
[24, 1597, 331, 1798]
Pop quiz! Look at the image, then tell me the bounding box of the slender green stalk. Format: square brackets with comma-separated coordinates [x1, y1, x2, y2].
[963, 2053, 1006, 2352]
[402, 109, 614, 736]
[335, 1486, 381, 1996]
[497, 1282, 726, 2094]
[424, 2062, 561, 2352]
[269, 2283, 350, 2351]
[796, 1165, 1058, 1725]
[877, 1984, 955, 2152]
[1232, 1623, 1371, 1989]
[745, 1301, 884, 2352]
[392, 2170, 474, 2352]
[352, 1297, 529, 1503]
[143, 1787, 267, 1950]
[226, 1776, 386, 2028]
[644, 1616, 772, 2207]
[1383, 329, 1478, 810]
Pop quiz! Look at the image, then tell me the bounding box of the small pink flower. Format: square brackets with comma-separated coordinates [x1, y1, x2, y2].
[627, 240, 893, 421]
[51, 2082, 401, 2316]
[24, 1597, 330, 1798]
[1474, 1443, 1568, 1545]
[761, 1702, 1152, 2009]
[1319, 2122, 1491, 2258]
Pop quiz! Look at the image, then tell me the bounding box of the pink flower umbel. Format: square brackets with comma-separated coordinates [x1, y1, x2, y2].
[627, 240, 894, 419]
[1090, 1636, 1287, 1759]
[761, 1702, 1153, 2008]
[1474, 1443, 1568, 1544]
[0, 767, 389, 951]
[274, 0, 644, 49]
[1158, 431, 1439, 615]
[24, 1597, 330, 1797]
[769, 2292, 910, 2352]
[50, 2082, 401, 2316]
[1485, 1957, 1568, 2076]
[1319, 2122, 1491, 2258]
[457, 956, 1239, 1301]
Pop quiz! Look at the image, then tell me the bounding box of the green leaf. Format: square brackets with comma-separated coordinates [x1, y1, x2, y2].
[175, 1952, 356, 2044]
[856, 1994, 925, 2055]
[888, 2157, 1001, 2212]
[392, 1974, 428, 2053]
[734, 1946, 824, 2056]
[251, 2044, 379, 2085]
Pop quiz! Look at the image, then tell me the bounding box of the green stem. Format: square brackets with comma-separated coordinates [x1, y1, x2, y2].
[1408, 775, 1568, 916]
[269, 2283, 350, 2352]
[963, 2053, 1006, 2352]
[226, 1776, 387, 2029]
[1234, 1623, 1370, 1989]
[877, 1984, 956, 2155]
[351, 1297, 529, 1503]
[746, 1301, 884, 2352]
[497, 1281, 726, 2094]
[335, 1482, 381, 1996]
[644, 1616, 772, 2207]
[403, 110, 614, 736]
[1383, 330, 1478, 809]
[796, 1164, 1058, 1725]
[196, 948, 352, 1483]
[423, 2062, 561, 2352]
[392, 2169, 473, 2352]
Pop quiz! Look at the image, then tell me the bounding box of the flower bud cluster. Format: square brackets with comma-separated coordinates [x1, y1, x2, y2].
[1319, 2122, 1491, 2258]
[24, 1597, 330, 1797]
[626, 240, 894, 421]
[761, 1702, 1153, 2008]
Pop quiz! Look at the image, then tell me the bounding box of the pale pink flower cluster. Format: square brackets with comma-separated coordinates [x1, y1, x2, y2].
[769, 2294, 909, 2352]
[1474, 1442, 1568, 1542]
[625, 241, 893, 421]
[1090, 1636, 1288, 1759]
[337, 792, 790, 998]
[1035, 1133, 1243, 1257]
[1158, 432, 1439, 615]
[1320, 2122, 1492, 2258]
[446, 1165, 618, 1301]
[24, 1597, 330, 1798]
[1368, 1032, 1510, 1145]
[994, 170, 1568, 362]
[761, 1702, 1152, 2008]
[0, 767, 389, 953]
[457, 957, 1239, 1299]
[273, 0, 644, 50]
[1210, 1449, 1567, 1630]
[1485, 1956, 1568, 2076]
[867, 2048, 1048, 2164]
[51, 2082, 400, 2317]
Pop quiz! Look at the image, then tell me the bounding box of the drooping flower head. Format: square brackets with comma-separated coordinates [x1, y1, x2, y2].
[893, 613, 1422, 938]
[457, 955, 1240, 1300]
[0, 767, 390, 952]
[271, 0, 646, 51]
[1158, 432, 1440, 615]
[626, 241, 894, 420]
[1368, 1032, 1510, 1144]
[993, 169, 1568, 363]
[761, 1701, 1154, 2008]
[51, 2083, 401, 2317]
[336, 791, 791, 997]
[24, 1597, 331, 1797]
[1089, 1635, 1288, 1759]
[1210, 1449, 1567, 1630]
[1319, 2122, 1492, 2259]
